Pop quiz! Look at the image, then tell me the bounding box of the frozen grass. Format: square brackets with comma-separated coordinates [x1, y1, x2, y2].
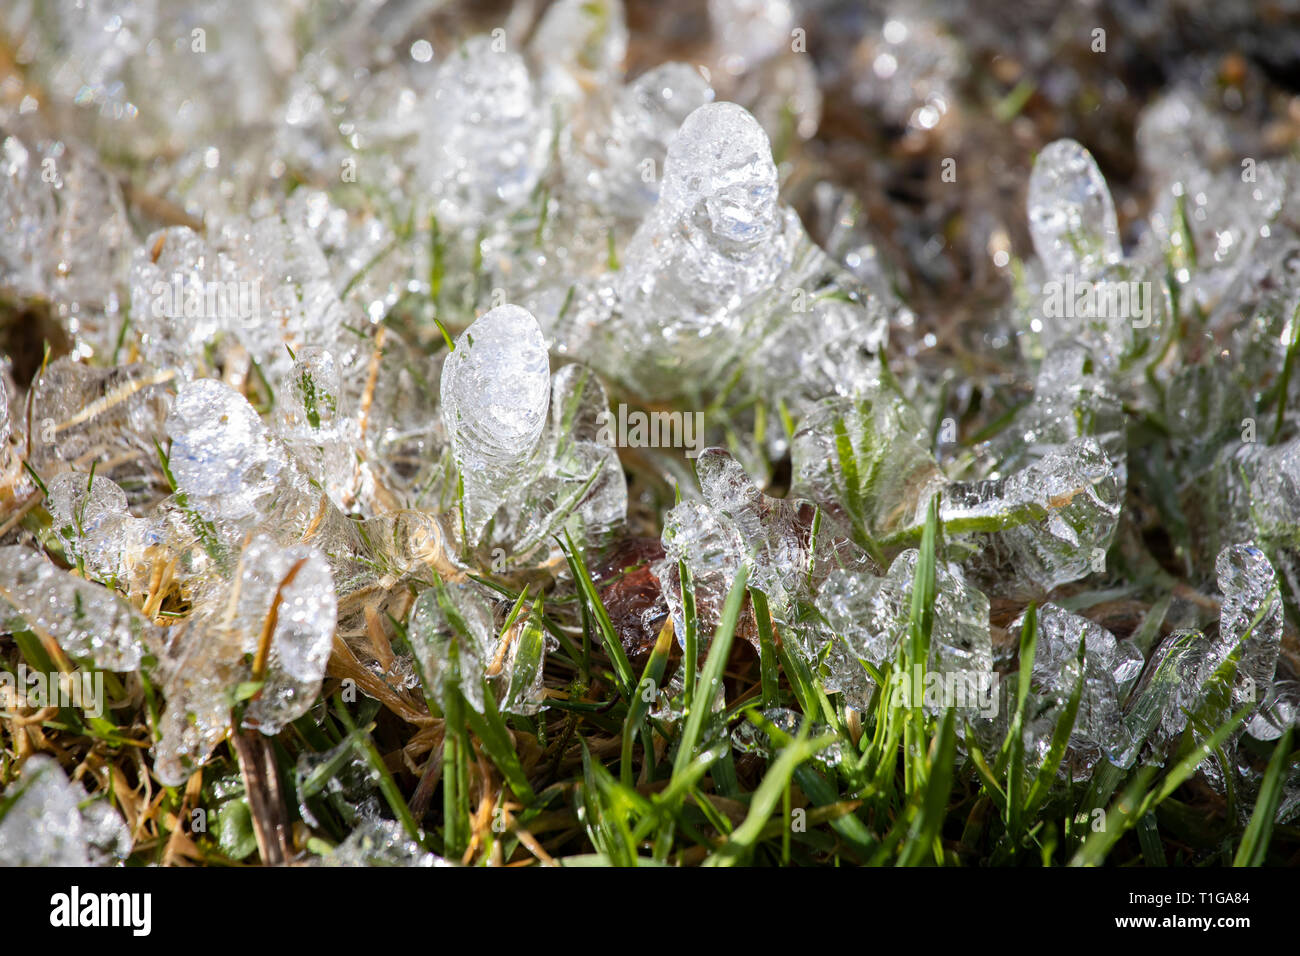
[2, 482, 1295, 867]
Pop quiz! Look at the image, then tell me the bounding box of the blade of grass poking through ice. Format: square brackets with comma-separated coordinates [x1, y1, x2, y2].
[654, 565, 749, 859]
[562, 530, 634, 699]
[296, 723, 374, 801]
[830, 408, 884, 564]
[673, 565, 748, 779]
[431, 585, 537, 803]
[904, 494, 940, 794]
[1023, 636, 1086, 820]
[496, 595, 544, 717]
[749, 588, 780, 708]
[777, 632, 832, 727]
[332, 693, 423, 845]
[1078, 628, 1203, 825]
[1234, 726, 1295, 866]
[1070, 708, 1250, 866]
[998, 604, 1037, 833]
[1270, 301, 1300, 443]
[622, 617, 674, 787]
[679, 557, 697, 703]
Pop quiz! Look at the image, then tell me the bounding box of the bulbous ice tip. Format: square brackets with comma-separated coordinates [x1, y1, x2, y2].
[164, 377, 286, 517]
[660, 101, 779, 245]
[1027, 138, 1120, 280]
[167, 378, 261, 442]
[1216, 543, 1275, 598]
[441, 304, 551, 461]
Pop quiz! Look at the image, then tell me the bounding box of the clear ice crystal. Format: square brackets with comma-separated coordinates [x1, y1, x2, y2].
[816, 548, 993, 683]
[295, 738, 383, 830]
[422, 35, 550, 227]
[1246, 680, 1300, 742]
[0, 134, 55, 298]
[275, 347, 358, 507]
[791, 387, 944, 545]
[1117, 628, 1209, 767]
[79, 798, 134, 866]
[1027, 139, 1121, 281]
[1132, 88, 1295, 314]
[953, 438, 1122, 595]
[1011, 603, 1138, 768]
[657, 499, 746, 649]
[656, 448, 871, 649]
[752, 292, 892, 434]
[407, 580, 549, 717]
[1135, 87, 1233, 188]
[996, 342, 1128, 481]
[152, 623, 243, 788]
[0, 375, 10, 451]
[234, 535, 337, 733]
[845, 10, 964, 131]
[707, 0, 822, 143]
[608, 101, 797, 393]
[132, 215, 349, 379]
[27, 358, 173, 496]
[130, 226, 241, 370]
[1037, 261, 1171, 373]
[531, 0, 629, 105]
[1205, 544, 1282, 715]
[44, 470, 143, 581]
[227, 212, 350, 370]
[732, 706, 842, 771]
[0, 135, 129, 321]
[492, 363, 627, 560]
[45, 149, 132, 315]
[165, 378, 297, 524]
[319, 818, 448, 867]
[589, 63, 715, 215]
[152, 535, 337, 785]
[1131, 547, 1282, 781]
[440, 305, 552, 542]
[0, 545, 151, 671]
[0, 756, 130, 866]
[694, 449, 872, 611]
[564, 97, 881, 406]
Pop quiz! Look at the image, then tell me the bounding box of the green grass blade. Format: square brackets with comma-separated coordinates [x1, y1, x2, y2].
[1234, 726, 1295, 866]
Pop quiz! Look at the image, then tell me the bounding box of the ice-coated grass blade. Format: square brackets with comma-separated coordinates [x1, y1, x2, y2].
[1023, 636, 1086, 816]
[749, 587, 780, 708]
[332, 693, 423, 846]
[1234, 726, 1295, 867]
[651, 565, 749, 860]
[1071, 708, 1249, 866]
[679, 557, 698, 703]
[903, 494, 940, 793]
[672, 564, 749, 779]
